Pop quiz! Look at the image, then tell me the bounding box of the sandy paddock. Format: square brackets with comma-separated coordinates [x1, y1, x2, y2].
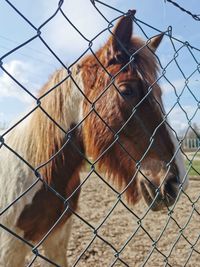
[66, 173, 200, 267]
[30, 172, 200, 267]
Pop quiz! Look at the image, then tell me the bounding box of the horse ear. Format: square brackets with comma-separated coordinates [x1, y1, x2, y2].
[148, 33, 164, 51]
[110, 11, 135, 53]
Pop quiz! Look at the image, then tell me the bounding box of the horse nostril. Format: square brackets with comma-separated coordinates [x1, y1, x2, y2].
[163, 175, 179, 201]
[140, 174, 180, 211]
[167, 174, 179, 184]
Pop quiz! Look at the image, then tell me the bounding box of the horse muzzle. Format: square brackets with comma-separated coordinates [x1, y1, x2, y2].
[140, 173, 180, 211]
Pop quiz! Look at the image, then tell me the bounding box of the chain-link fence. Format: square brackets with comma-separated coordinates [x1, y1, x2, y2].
[0, 1, 200, 266]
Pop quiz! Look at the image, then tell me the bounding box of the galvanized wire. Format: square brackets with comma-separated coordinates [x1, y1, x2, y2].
[164, 0, 200, 21]
[0, 0, 200, 266]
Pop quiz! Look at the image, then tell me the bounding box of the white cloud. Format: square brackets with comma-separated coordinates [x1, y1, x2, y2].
[161, 78, 186, 94]
[0, 60, 40, 103]
[161, 77, 199, 95]
[40, 0, 118, 59]
[166, 105, 200, 134]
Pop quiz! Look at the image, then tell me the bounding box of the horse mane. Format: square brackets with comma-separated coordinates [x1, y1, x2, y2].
[7, 65, 83, 185]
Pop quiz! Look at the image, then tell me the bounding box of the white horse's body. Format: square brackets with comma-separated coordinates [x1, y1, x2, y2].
[0, 67, 83, 267]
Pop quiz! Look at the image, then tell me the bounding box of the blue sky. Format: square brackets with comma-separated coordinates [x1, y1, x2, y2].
[0, 0, 199, 134]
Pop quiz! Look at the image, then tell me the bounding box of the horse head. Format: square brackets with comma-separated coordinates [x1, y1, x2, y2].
[81, 11, 188, 211]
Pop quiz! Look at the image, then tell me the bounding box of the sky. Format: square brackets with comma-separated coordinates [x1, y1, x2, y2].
[0, 0, 199, 135]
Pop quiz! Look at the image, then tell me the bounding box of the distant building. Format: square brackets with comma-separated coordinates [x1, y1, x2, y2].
[182, 138, 200, 151]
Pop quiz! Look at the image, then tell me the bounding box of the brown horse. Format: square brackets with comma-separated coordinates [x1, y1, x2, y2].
[0, 11, 188, 266]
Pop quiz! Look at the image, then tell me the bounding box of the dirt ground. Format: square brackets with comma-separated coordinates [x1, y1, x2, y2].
[32, 172, 200, 267]
[65, 173, 200, 267]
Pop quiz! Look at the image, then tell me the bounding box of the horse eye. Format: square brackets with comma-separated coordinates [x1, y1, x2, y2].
[119, 84, 139, 98]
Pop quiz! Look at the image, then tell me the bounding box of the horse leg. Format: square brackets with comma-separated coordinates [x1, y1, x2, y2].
[39, 162, 82, 266]
[40, 170, 80, 267]
[40, 218, 72, 267]
[0, 231, 29, 267]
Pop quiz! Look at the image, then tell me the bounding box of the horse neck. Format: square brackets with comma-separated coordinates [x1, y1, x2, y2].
[8, 65, 84, 183]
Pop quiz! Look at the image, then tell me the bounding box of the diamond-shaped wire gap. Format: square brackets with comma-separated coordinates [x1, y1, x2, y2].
[184, 148, 200, 177]
[140, 217, 186, 266]
[2, 1, 38, 50]
[159, 67, 199, 122]
[69, 221, 119, 267]
[0, 61, 69, 134]
[0, 62, 37, 103]
[0, 108, 48, 219]
[0, 35, 69, 104]
[165, 234, 199, 267]
[1, 37, 77, 130]
[68, 171, 139, 267]
[0, 224, 59, 267]
[112, 159, 195, 266]
[23, 169, 96, 266]
[160, 61, 199, 102]
[36, 1, 123, 71]
[59, 0, 112, 44]
[168, 79, 200, 121]
[183, 234, 200, 267]
[168, 39, 197, 83]
[37, 11, 90, 65]
[107, 207, 167, 266]
[129, 178, 199, 266]
[159, 180, 200, 266]
[82, 100, 143, 173]
[163, 74, 200, 139]
[0, 1, 37, 53]
[170, 44, 200, 79]
[69, 231, 117, 267]
[118, 203, 178, 266]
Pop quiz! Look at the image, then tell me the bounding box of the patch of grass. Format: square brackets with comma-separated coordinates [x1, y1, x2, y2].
[185, 160, 200, 177]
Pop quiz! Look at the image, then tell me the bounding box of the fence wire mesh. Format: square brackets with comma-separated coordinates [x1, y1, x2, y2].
[0, 0, 200, 266]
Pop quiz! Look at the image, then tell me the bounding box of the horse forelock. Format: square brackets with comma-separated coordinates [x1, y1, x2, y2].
[80, 36, 160, 99]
